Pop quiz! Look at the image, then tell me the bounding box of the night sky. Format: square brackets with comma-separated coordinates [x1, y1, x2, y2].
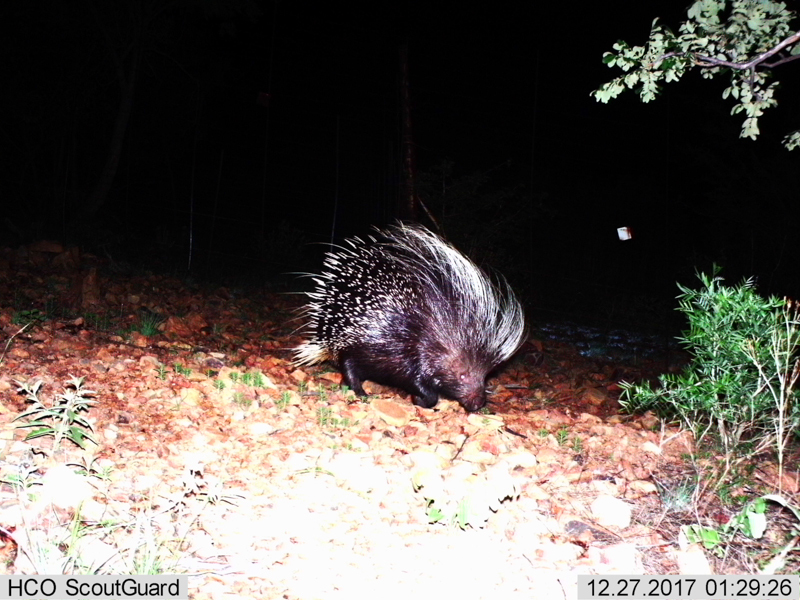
[3, 1, 799, 327]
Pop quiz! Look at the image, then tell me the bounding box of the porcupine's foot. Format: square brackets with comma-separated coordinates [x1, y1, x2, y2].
[410, 382, 439, 409]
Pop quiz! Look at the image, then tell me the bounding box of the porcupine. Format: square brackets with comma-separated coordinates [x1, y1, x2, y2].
[294, 223, 526, 412]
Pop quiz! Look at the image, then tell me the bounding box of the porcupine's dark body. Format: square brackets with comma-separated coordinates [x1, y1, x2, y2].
[294, 223, 526, 412]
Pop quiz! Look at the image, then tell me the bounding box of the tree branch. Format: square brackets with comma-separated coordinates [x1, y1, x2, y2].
[764, 52, 800, 68]
[661, 29, 800, 71]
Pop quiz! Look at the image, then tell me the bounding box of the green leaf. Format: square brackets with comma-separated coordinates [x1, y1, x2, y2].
[782, 130, 800, 150]
[745, 510, 767, 539]
[685, 524, 722, 549]
[427, 505, 445, 524]
[67, 426, 97, 449]
[454, 498, 471, 530]
[23, 428, 56, 441]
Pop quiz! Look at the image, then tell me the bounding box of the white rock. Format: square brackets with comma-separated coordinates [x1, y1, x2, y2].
[590, 495, 632, 529]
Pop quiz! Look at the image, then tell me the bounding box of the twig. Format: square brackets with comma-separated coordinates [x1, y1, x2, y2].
[0, 323, 31, 366]
[451, 433, 471, 463]
[503, 425, 528, 439]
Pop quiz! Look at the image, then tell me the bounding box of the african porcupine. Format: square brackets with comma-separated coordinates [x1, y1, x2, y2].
[294, 223, 526, 412]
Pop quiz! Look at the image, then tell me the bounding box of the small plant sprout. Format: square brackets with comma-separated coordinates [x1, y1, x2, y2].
[84, 312, 111, 331]
[233, 392, 251, 408]
[316, 406, 333, 428]
[555, 428, 570, 446]
[173, 364, 191, 376]
[1, 460, 39, 492]
[317, 386, 329, 403]
[276, 392, 291, 411]
[238, 371, 267, 388]
[14, 376, 98, 452]
[69, 456, 114, 482]
[251, 371, 265, 387]
[136, 311, 164, 337]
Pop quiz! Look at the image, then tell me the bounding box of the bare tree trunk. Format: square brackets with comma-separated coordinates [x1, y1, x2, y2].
[78, 0, 257, 221]
[80, 0, 149, 221]
[80, 43, 141, 220]
[398, 44, 418, 222]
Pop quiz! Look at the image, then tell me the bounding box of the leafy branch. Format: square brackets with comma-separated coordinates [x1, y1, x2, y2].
[593, 0, 800, 149]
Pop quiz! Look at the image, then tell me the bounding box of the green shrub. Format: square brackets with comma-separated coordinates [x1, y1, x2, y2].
[620, 269, 800, 477]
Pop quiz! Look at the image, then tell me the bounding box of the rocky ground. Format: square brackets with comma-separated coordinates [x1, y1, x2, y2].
[0, 242, 796, 599]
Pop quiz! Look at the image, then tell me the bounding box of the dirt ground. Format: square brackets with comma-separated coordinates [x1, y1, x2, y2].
[0, 243, 796, 599]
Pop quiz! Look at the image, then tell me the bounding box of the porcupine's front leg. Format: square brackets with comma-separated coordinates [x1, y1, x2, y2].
[339, 355, 368, 397]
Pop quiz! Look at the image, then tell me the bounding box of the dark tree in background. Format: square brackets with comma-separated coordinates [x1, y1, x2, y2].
[1, 1, 260, 238]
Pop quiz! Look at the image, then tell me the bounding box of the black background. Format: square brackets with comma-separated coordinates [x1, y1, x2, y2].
[3, 1, 799, 328]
